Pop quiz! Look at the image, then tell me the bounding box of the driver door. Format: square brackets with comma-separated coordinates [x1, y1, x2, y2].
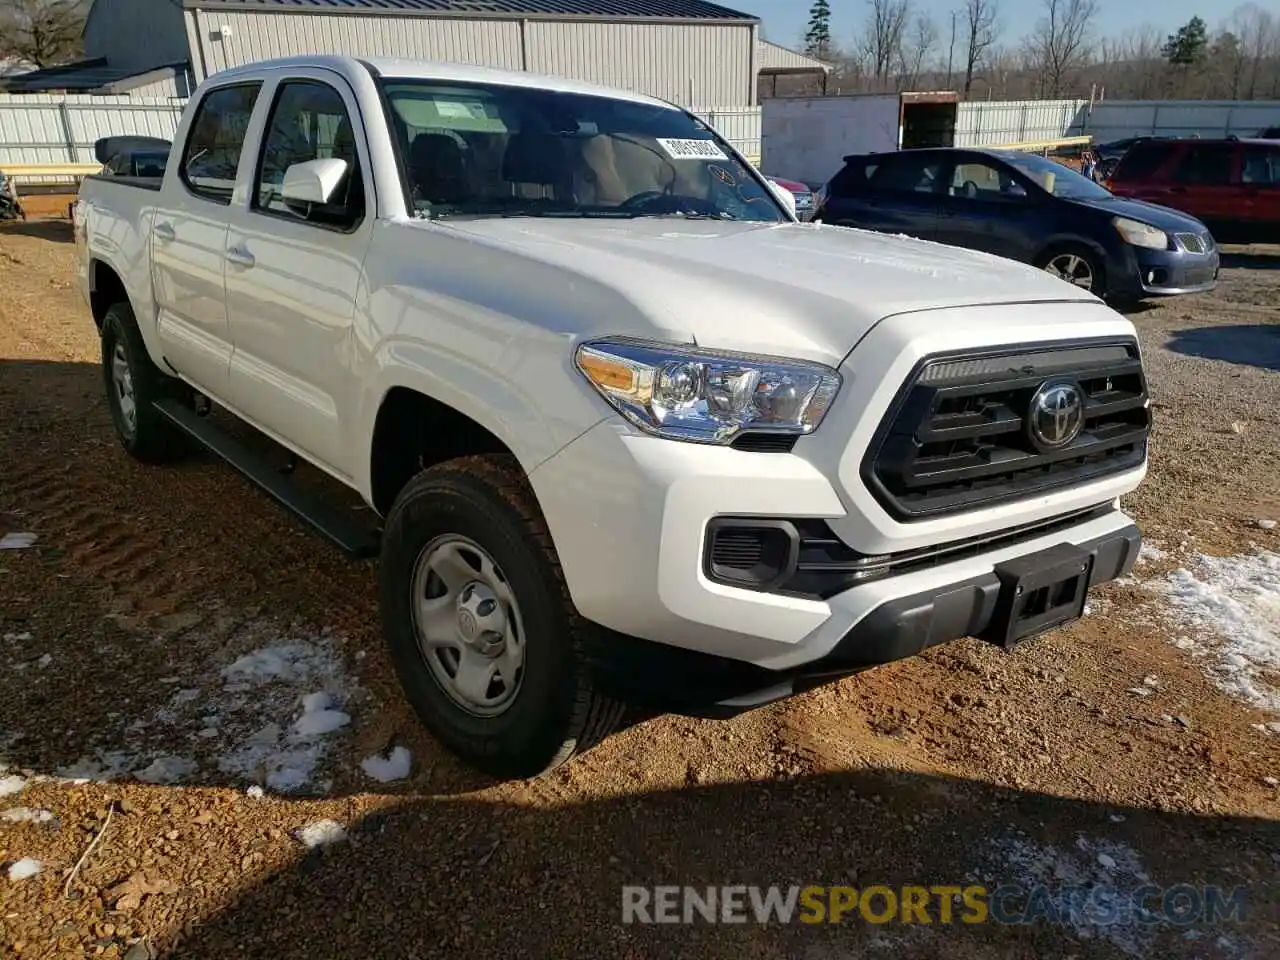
[935, 158, 1041, 262]
[222, 70, 374, 480]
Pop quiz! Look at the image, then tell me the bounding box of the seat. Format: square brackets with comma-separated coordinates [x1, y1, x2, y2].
[501, 131, 572, 200]
[408, 133, 471, 206]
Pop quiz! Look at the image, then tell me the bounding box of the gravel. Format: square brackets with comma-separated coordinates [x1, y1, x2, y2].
[2, 220, 1279, 959]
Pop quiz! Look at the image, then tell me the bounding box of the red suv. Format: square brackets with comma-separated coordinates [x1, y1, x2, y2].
[1108, 138, 1280, 244]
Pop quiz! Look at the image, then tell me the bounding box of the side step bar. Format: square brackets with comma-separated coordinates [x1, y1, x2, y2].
[153, 399, 380, 559]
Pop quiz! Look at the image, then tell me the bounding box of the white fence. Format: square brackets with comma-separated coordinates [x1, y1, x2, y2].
[1072, 100, 1280, 141]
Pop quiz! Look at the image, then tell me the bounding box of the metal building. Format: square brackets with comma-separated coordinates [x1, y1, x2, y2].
[182, 0, 761, 107]
[0, 0, 193, 96]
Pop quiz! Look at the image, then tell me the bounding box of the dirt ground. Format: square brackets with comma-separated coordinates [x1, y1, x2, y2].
[1, 218, 1278, 959]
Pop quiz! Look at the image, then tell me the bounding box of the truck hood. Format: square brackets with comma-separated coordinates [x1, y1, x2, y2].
[427, 217, 1102, 365]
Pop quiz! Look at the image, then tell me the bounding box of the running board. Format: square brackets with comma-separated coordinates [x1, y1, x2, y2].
[153, 399, 380, 559]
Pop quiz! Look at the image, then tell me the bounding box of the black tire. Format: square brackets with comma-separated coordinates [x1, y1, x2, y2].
[1035, 243, 1107, 298]
[100, 301, 189, 464]
[379, 454, 625, 780]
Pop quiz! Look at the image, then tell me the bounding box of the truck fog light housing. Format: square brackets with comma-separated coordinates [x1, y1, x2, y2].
[575, 337, 842, 444]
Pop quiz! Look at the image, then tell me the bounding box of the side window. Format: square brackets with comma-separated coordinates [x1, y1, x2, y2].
[1114, 143, 1171, 181]
[948, 161, 1027, 201]
[1242, 146, 1280, 185]
[180, 83, 261, 204]
[868, 155, 943, 195]
[1171, 145, 1235, 185]
[254, 79, 365, 230]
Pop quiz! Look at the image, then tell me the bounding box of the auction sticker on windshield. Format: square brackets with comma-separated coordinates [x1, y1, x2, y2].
[656, 138, 729, 161]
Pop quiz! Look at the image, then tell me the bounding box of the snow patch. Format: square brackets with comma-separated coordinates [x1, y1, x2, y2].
[1146, 551, 1280, 711]
[0, 774, 25, 797]
[1, 807, 55, 824]
[54, 750, 136, 784]
[0, 532, 37, 550]
[134, 755, 198, 785]
[1137, 541, 1167, 564]
[294, 819, 347, 848]
[7, 857, 41, 880]
[984, 833, 1155, 956]
[360, 746, 412, 783]
[215, 639, 352, 794]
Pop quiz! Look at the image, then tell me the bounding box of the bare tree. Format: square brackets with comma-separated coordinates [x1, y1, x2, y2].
[961, 0, 999, 96]
[0, 0, 87, 69]
[900, 12, 939, 89]
[1227, 3, 1278, 98]
[1025, 0, 1098, 97]
[864, 0, 912, 89]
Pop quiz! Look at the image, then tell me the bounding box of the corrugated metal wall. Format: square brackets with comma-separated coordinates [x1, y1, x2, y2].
[0, 94, 185, 181]
[954, 99, 1085, 146]
[190, 10, 523, 78]
[124, 74, 192, 99]
[1071, 100, 1280, 140]
[524, 21, 751, 106]
[187, 9, 751, 106]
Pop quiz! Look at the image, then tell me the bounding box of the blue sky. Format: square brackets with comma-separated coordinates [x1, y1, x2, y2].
[728, 0, 1241, 52]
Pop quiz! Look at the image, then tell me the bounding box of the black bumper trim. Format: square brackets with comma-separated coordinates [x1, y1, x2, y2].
[588, 520, 1141, 718]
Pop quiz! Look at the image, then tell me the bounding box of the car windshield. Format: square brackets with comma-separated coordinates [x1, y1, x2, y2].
[379, 79, 785, 222]
[1001, 153, 1113, 200]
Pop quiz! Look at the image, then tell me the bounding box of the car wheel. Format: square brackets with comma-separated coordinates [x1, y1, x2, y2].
[100, 301, 189, 464]
[379, 454, 625, 780]
[1038, 245, 1106, 297]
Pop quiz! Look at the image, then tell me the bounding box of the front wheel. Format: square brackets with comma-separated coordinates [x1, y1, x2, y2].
[379, 454, 625, 779]
[1037, 245, 1106, 298]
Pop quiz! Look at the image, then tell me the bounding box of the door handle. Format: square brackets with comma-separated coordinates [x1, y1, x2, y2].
[225, 245, 255, 269]
[1168, 186, 1187, 194]
[153, 221, 175, 242]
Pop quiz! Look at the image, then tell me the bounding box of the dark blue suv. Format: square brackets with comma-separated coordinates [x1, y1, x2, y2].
[813, 148, 1219, 303]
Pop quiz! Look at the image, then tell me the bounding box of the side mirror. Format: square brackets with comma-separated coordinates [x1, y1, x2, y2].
[766, 178, 798, 219]
[281, 157, 349, 206]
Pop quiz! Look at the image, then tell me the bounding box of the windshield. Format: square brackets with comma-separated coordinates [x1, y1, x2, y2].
[379, 79, 785, 222]
[1001, 153, 1113, 200]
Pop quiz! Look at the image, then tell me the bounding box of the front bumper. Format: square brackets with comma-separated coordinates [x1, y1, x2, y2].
[590, 520, 1140, 716]
[1111, 243, 1219, 297]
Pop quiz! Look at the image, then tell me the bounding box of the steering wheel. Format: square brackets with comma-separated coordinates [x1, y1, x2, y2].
[618, 190, 720, 217]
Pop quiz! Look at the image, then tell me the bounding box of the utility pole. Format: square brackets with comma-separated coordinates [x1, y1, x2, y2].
[946, 10, 957, 90]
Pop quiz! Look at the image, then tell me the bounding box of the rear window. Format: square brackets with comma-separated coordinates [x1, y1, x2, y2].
[828, 157, 879, 198]
[1112, 142, 1174, 182]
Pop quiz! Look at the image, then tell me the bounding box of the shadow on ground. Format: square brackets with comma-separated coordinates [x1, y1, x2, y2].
[165, 769, 1280, 959]
[1164, 325, 1280, 373]
[0, 217, 74, 243]
[1219, 250, 1280, 272]
[0, 358, 499, 799]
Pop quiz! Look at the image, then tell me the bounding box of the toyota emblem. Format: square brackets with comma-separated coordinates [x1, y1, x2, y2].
[1028, 380, 1084, 450]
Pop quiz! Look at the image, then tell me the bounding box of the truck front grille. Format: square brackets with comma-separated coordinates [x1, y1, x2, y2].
[863, 341, 1149, 520]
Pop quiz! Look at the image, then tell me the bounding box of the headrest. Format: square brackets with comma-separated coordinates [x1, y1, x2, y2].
[502, 131, 567, 186]
[409, 133, 464, 170]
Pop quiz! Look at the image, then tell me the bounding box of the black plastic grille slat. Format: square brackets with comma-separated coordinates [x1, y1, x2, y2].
[711, 533, 765, 569]
[731, 433, 799, 453]
[864, 341, 1150, 520]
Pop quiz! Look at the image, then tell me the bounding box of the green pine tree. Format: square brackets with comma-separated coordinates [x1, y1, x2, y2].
[805, 0, 833, 60]
[1161, 16, 1208, 67]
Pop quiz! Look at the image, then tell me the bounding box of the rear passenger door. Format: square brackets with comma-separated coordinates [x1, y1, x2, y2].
[817, 153, 944, 241]
[151, 82, 262, 394]
[223, 70, 374, 479]
[1241, 143, 1280, 243]
[1156, 143, 1238, 230]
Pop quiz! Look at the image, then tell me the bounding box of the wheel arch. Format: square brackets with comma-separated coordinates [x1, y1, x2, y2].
[88, 258, 129, 331]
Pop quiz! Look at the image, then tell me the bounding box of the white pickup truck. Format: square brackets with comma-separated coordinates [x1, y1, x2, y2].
[75, 55, 1148, 779]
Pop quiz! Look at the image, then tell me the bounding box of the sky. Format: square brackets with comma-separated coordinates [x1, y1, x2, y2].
[726, 0, 1256, 53]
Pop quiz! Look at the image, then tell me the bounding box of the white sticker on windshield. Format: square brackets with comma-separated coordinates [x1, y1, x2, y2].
[655, 138, 729, 161]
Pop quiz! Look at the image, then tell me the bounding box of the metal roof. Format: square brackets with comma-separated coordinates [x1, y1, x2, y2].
[182, 0, 757, 20]
[0, 58, 188, 93]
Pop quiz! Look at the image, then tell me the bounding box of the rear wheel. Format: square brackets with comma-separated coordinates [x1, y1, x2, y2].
[1037, 244, 1106, 298]
[100, 301, 189, 464]
[379, 454, 625, 780]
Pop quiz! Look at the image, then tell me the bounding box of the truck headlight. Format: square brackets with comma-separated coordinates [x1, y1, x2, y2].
[575, 337, 842, 444]
[1113, 216, 1168, 250]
